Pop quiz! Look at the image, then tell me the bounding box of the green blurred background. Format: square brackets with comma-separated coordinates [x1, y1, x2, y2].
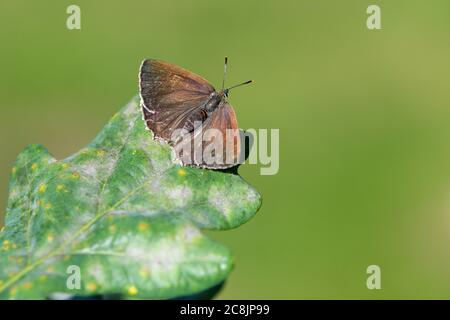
[1, 0, 450, 299]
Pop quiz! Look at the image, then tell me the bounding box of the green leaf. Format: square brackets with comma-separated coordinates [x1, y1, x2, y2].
[0, 96, 261, 299]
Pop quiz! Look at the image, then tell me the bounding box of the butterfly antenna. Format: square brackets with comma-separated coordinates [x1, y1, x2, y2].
[225, 80, 253, 94]
[221, 56, 228, 91]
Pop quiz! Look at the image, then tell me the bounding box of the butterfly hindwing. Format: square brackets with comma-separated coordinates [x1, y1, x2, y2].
[173, 102, 242, 169]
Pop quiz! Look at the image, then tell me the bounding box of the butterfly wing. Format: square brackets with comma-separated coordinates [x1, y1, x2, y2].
[173, 102, 243, 169]
[139, 59, 215, 141]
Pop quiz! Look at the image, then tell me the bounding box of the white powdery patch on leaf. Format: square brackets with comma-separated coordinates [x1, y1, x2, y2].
[123, 100, 139, 117]
[62, 212, 97, 244]
[246, 187, 259, 202]
[100, 154, 116, 178]
[72, 183, 100, 209]
[125, 240, 186, 284]
[77, 161, 100, 179]
[208, 185, 233, 219]
[87, 262, 107, 284]
[176, 224, 201, 243]
[166, 186, 193, 207]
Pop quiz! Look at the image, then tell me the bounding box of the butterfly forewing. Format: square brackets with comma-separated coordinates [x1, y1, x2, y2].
[139, 59, 215, 141]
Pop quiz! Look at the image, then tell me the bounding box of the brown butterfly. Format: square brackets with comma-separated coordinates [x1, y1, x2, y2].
[139, 58, 251, 169]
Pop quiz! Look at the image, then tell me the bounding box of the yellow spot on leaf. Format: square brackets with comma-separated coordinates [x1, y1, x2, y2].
[45, 203, 52, 210]
[128, 286, 138, 296]
[9, 286, 18, 297]
[16, 257, 23, 265]
[39, 275, 47, 282]
[139, 267, 150, 279]
[22, 282, 32, 290]
[11, 167, 17, 174]
[138, 222, 149, 232]
[71, 172, 80, 179]
[96, 149, 106, 157]
[177, 168, 186, 176]
[12, 243, 17, 249]
[62, 163, 69, 169]
[3, 240, 10, 250]
[87, 282, 98, 292]
[56, 184, 65, 192]
[38, 184, 47, 194]
[31, 163, 38, 170]
[109, 225, 117, 233]
[47, 234, 54, 242]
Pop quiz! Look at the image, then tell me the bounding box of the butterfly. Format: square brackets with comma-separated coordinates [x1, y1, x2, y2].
[139, 58, 251, 169]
